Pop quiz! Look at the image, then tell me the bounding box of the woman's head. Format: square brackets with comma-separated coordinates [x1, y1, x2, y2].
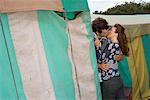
[92, 17, 109, 37]
[113, 24, 129, 56]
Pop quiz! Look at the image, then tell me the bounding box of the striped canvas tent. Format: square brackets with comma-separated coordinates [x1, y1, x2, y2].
[92, 14, 150, 100]
[0, 0, 102, 100]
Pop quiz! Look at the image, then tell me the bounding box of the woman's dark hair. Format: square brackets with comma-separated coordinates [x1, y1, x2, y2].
[114, 24, 129, 56]
[92, 17, 109, 33]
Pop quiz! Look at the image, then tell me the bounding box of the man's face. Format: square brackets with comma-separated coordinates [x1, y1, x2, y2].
[101, 29, 109, 37]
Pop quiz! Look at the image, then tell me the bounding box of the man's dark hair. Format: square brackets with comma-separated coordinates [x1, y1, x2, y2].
[92, 17, 109, 33]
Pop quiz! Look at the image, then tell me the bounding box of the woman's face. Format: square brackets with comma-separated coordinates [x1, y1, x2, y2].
[111, 27, 116, 34]
[107, 27, 118, 38]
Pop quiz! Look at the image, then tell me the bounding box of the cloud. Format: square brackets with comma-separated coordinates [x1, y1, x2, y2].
[88, 0, 117, 12]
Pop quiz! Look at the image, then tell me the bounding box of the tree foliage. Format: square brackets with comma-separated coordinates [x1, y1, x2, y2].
[93, 2, 150, 15]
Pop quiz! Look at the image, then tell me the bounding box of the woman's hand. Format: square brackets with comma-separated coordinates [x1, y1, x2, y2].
[94, 38, 101, 47]
[93, 33, 101, 47]
[114, 53, 123, 61]
[98, 63, 109, 71]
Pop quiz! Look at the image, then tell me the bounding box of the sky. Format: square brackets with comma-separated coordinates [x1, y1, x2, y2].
[87, 0, 150, 13]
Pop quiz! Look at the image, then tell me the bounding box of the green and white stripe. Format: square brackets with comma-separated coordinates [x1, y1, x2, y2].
[0, 11, 101, 100]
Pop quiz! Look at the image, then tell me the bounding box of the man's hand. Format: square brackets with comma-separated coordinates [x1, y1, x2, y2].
[98, 63, 109, 71]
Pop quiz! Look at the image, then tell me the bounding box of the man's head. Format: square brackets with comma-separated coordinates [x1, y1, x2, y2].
[92, 17, 109, 37]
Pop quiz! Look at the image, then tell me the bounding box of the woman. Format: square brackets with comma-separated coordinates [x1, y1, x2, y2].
[108, 24, 129, 57]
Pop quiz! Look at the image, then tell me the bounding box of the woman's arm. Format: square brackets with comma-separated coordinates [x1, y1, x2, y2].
[110, 32, 123, 61]
[111, 42, 123, 61]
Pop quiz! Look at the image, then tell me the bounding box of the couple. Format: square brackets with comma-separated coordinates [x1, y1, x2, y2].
[92, 18, 129, 100]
